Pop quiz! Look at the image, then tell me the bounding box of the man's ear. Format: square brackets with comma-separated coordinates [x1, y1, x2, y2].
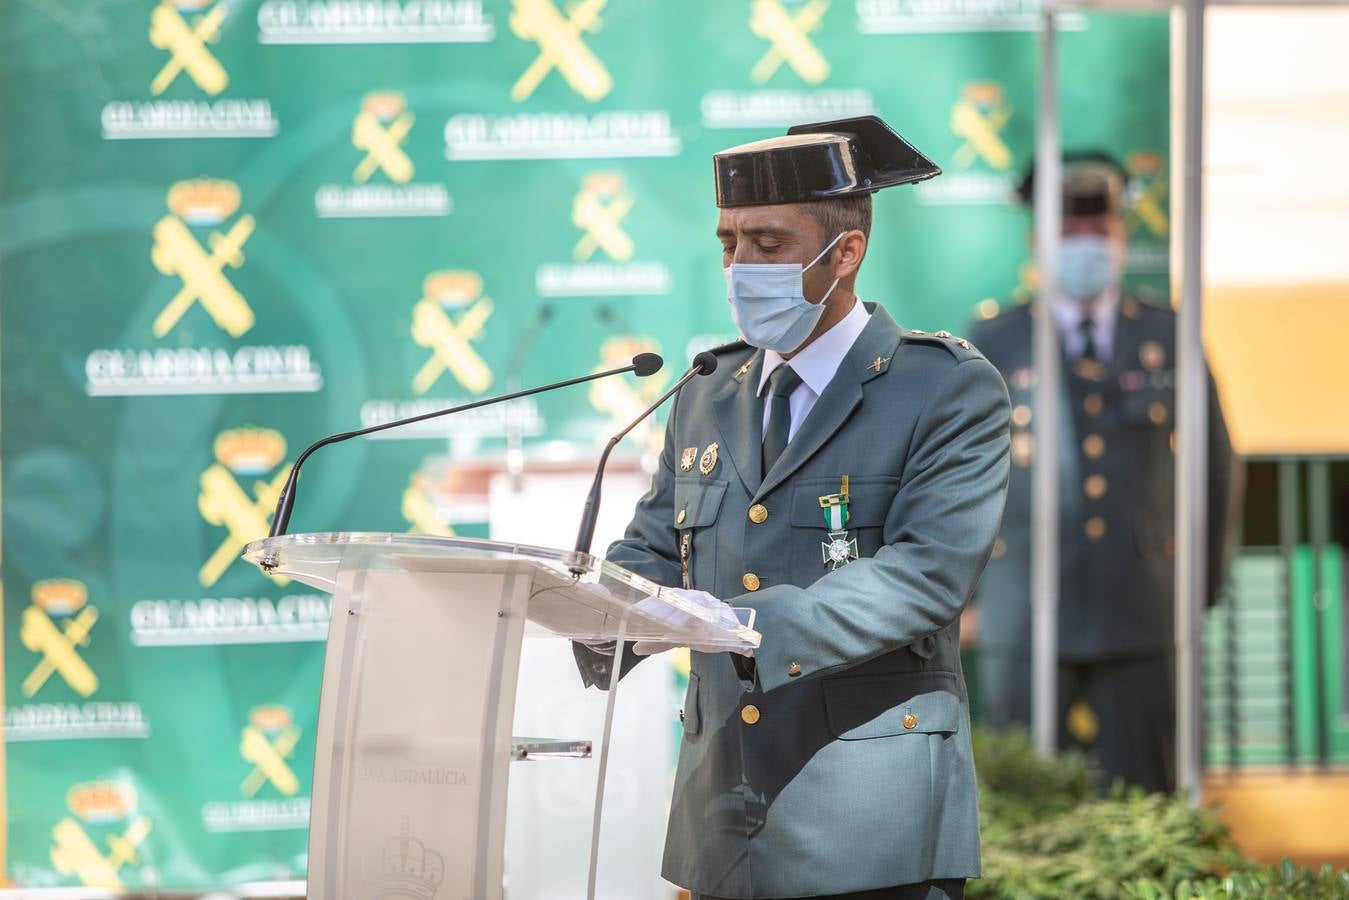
[832, 230, 868, 280]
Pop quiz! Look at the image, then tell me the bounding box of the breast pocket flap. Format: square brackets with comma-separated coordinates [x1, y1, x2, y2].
[823, 671, 962, 740]
[788, 476, 899, 528]
[673, 477, 728, 529]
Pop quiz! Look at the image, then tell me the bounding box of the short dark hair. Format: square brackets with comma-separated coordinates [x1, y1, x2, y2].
[797, 193, 873, 244]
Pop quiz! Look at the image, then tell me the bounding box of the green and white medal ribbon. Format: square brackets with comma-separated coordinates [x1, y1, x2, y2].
[822, 498, 849, 530]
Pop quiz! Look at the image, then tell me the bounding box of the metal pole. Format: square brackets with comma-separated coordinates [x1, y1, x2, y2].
[1175, 0, 1209, 802]
[1278, 461, 1301, 767]
[1309, 459, 1331, 767]
[1031, 7, 1062, 758]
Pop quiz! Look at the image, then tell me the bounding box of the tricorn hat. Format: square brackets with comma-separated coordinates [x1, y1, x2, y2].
[714, 115, 941, 208]
[1015, 151, 1126, 216]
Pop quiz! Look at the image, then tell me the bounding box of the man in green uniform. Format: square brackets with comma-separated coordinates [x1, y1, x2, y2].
[574, 116, 1011, 899]
[965, 154, 1237, 792]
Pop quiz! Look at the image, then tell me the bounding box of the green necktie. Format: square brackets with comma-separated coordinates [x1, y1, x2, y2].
[762, 364, 803, 474]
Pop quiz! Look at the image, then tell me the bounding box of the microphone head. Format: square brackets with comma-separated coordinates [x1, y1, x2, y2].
[632, 352, 664, 377]
[692, 350, 719, 375]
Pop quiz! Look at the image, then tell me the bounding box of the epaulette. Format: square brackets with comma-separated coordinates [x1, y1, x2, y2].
[900, 328, 985, 360]
[708, 338, 751, 355]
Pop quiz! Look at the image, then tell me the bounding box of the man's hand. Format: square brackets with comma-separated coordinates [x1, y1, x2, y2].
[633, 588, 754, 657]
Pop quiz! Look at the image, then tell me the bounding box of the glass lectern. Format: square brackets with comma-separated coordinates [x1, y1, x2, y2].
[242, 533, 760, 899]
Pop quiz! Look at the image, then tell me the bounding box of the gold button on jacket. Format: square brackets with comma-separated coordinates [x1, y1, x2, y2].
[741, 705, 761, 725]
[742, 572, 761, 591]
[748, 503, 768, 524]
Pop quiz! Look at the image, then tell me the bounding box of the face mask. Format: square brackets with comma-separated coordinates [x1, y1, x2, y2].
[1057, 234, 1117, 304]
[725, 232, 844, 353]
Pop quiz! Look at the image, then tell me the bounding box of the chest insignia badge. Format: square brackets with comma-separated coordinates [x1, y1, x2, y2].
[680, 447, 697, 472]
[699, 442, 719, 476]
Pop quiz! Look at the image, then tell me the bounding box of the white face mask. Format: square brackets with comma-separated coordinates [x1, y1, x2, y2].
[1058, 234, 1118, 304]
[724, 232, 844, 353]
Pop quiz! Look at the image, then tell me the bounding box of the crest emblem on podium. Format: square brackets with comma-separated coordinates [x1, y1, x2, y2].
[376, 817, 445, 899]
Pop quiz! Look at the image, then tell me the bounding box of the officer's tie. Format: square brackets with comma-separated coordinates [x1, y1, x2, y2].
[762, 364, 803, 473]
[1078, 317, 1099, 361]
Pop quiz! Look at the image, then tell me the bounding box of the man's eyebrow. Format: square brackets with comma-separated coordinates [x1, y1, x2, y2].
[715, 225, 792, 239]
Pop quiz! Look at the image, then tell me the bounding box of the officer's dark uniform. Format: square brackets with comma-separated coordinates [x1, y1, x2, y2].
[966, 156, 1237, 793]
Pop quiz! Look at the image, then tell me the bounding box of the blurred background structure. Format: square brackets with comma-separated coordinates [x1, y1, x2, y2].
[0, 0, 1346, 896]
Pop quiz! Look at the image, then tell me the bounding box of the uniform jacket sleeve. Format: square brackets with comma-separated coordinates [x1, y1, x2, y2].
[737, 356, 1012, 693]
[570, 392, 686, 689]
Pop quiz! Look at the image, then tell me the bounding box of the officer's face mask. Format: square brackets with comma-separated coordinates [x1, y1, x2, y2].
[725, 232, 845, 353]
[1058, 234, 1118, 304]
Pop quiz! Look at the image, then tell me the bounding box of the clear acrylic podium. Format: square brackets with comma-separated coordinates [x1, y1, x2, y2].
[242, 533, 760, 900]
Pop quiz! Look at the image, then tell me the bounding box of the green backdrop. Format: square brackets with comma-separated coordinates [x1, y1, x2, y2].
[0, 0, 1170, 888]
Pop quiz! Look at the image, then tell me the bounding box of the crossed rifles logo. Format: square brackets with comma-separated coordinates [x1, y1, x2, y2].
[353, 92, 415, 184]
[573, 172, 635, 263]
[152, 178, 256, 339]
[951, 82, 1015, 171]
[750, 0, 831, 85]
[150, 0, 230, 96]
[20, 579, 99, 699]
[510, 0, 613, 102]
[1125, 151, 1169, 238]
[51, 782, 153, 890]
[411, 270, 495, 396]
[198, 427, 292, 589]
[240, 705, 302, 798]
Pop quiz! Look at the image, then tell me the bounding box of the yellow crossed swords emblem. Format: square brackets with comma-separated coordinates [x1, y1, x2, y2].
[240, 707, 302, 797]
[573, 172, 634, 262]
[52, 816, 153, 889]
[510, 0, 613, 102]
[150, 1, 229, 96]
[750, 0, 831, 86]
[403, 474, 455, 537]
[198, 428, 292, 588]
[951, 83, 1014, 171]
[20, 580, 99, 698]
[590, 337, 669, 453]
[152, 179, 256, 338]
[1126, 152, 1169, 237]
[411, 271, 495, 396]
[353, 93, 415, 184]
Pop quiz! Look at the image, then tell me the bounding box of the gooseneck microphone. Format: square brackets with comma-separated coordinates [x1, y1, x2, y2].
[266, 353, 664, 539]
[570, 350, 719, 574]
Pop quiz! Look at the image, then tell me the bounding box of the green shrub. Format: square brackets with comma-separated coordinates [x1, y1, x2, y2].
[1126, 859, 1349, 899]
[967, 729, 1349, 899]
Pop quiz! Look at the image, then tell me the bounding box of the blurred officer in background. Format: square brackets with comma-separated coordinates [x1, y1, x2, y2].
[964, 153, 1239, 793]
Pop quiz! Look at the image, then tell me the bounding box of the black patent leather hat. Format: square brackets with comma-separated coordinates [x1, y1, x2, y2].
[713, 115, 941, 208]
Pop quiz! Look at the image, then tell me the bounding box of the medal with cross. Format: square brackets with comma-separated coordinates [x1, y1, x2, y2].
[819, 475, 858, 570]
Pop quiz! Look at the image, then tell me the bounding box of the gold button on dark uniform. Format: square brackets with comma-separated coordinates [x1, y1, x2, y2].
[1011, 405, 1032, 427]
[1084, 475, 1108, 500]
[1084, 393, 1104, 416]
[748, 504, 768, 524]
[742, 573, 761, 591]
[1085, 516, 1108, 541]
[787, 662, 802, 677]
[676, 509, 687, 525]
[1149, 402, 1168, 425]
[1083, 434, 1106, 459]
[903, 713, 918, 729]
[741, 705, 761, 725]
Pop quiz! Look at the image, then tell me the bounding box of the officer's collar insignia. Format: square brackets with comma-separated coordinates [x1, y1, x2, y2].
[866, 356, 890, 373]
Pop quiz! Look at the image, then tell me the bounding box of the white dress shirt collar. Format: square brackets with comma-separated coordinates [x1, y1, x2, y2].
[757, 298, 871, 399]
[1050, 284, 1121, 361]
